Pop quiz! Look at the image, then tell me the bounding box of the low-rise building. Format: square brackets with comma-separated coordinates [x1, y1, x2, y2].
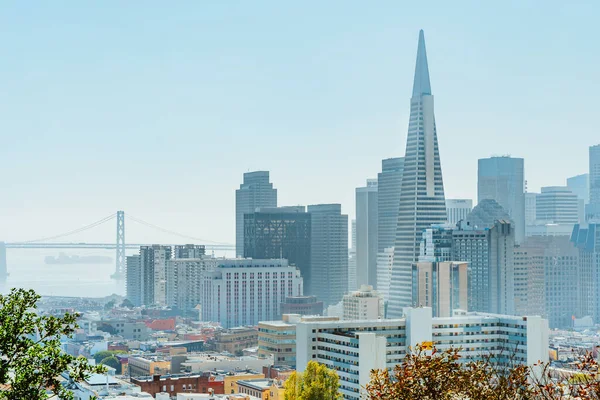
[65, 371, 152, 399]
[222, 372, 266, 395]
[97, 320, 149, 341]
[236, 379, 274, 400]
[214, 327, 258, 354]
[128, 355, 171, 377]
[131, 373, 225, 397]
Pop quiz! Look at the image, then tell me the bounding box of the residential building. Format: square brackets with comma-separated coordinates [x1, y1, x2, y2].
[342, 284, 384, 320]
[452, 220, 515, 314]
[174, 244, 206, 259]
[525, 192, 538, 225]
[214, 327, 258, 354]
[356, 179, 379, 288]
[131, 373, 225, 397]
[376, 247, 394, 303]
[513, 243, 546, 318]
[445, 199, 473, 226]
[126, 255, 142, 306]
[222, 371, 266, 395]
[139, 245, 172, 306]
[536, 186, 579, 225]
[389, 30, 448, 317]
[128, 355, 171, 377]
[236, 171, 277, 257]
[588, 145, 600, 221]
[280, 296, 323, 316]
[200, 259, 304, 328]
[96, 320, 149, 341]
[571, 223, 600, 320]
[237, 379, 275, 399]
[308, 204, 348, 307]
[377, 157, 404, 254]
[411, 261, 468, 317]
[166, 257, 218, 315]
[348, 219, 357, 291]
[478, 156, 525, 243]
[243, 206, 311, 293]
[258, 314, 339, 368]
[296, 307, 549, 400]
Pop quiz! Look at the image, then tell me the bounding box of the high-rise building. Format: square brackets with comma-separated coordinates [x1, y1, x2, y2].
[235, 171, 277, 257]
[567, 173, 589, 204]
[412, 261, 468, 317]
[418, 224, 453, 262]
[348, 219, 357, 292]
[478, 156, 525, 243]
[280, 296, 323, 316]
[125, 255, 141, 306]
[376, 247, 394, 303]
[355, 179, 378, 288]
[536, 186, 579, 225]
[452, 220, 515, 315]
[513, 244, 546, 318]
[571, 223, 600, 320]
[588, 145, 600, 221]
[445, 199, 473, 226]
[296, 307, 549, 400]
[165, 256, 218, 315]
[342, 284, 384, 320]
[389, 31, 447, 317]
[139, 245, 172, 306]
[377, 157, 404, 253]
[308, 204, 348, 307]
[200, 259, 303, 328]
[243, 206, 311, 293]
[173, 244, 206, 259]
[466, 199, 511, 229]
[525, 192, 538, 225]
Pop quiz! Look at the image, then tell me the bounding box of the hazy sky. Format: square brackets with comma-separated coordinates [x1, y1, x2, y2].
[1, 1, 599, 244]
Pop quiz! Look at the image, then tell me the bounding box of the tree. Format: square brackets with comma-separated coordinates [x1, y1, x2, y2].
[120, 299, 134, 308]
[99, 356, 121, 372]
[284, 360, 342, 400]
[103, 300, 116, 311]
[0, 288, 105, 400]
[93, 350, 124, 365]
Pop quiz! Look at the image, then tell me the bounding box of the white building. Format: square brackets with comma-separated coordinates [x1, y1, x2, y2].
[166, 256, 219, 315]
[296, 307, 549, 400]
[125, 255, 142, 306]
[201, 259, 303, 328]
[342, 285, 384, 320]
[348, 219, 357, 292]
[445, 199, 473, 226]
[139, 245, 172, 306]
[376, 247, 394, 303]
[536, 186, 579, 225]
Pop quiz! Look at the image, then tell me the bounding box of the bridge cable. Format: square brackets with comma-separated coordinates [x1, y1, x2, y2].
[23, 213, 117, 243]
[127, 214, 232, 245]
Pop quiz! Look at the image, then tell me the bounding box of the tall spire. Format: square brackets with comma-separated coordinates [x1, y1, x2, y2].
[412, 29, 432, 98]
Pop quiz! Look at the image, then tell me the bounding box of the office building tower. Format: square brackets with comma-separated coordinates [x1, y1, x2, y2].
[376, 247, 394, 302]
[235, 171, 277, 257]
[478, 156, 525, 243]
[513, 244, 546, 318]
[525, 192, 538, 225]
[466, 199, 511, 229]
[342, 284, 384, 320]
[588, 145, 600, 221]
[296, 307, 549, 400]
[348, 219, 357, 292]
[412, 261, 468, 317]
[308, 204, 348, 307]
[536, 186, 579, 224]
[452, 220, 515, 314]
[200, 259, 303, 328]
[445, 199, 473, 226]
[125, 255, 141, 306]
[243, 206, 311, 292]
[571, 223, 600, 320]
[567, 173, 589, 204]
[377, 158, 404, 252]
[418, 224, 453, 262]
[166, 256, 218, 315]
[173, 244, 206, 259]
[355, 179, 378, 288]
[139, 245, 172, 306]
[389, 30, 447, 317]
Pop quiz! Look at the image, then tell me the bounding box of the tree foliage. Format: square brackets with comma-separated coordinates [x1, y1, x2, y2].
[365, 344, 600, 400]
[284, 360, 342, 400]
[92, 350, 124, 365]
[99, 356, 121, 371]
[0, 288, 105, 400]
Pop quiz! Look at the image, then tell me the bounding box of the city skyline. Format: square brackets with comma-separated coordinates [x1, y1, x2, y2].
[1, 2, 599, 244]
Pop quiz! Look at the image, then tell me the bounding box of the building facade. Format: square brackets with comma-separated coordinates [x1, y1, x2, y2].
[280, 296, 323, 316]
[412, 261, 468, 317]
[571, 223, 600, 321]
[308, 204, 348, 307]
[243, 206, 311, 293]
[348, 219, 357, 292]
[235, 171, 277, 257]
[525, 192, 538, 225]
[166, 256, 218, 315]
[342, 285, 384, 320]
[296, 307, 549, 400]
[139, 245, 172, 306]
[376, 247, 394, 303]
[588, 145, 600, 221]
[377, 157, 404, 253]
[445, 199, 473, 226]
[355, 179, 378, 288]
[126, 255, 142, 306]
[478, 156, 525, 243]
[174, 244, 206, 259]
[567, 173, 589, 204]
[201, 259, 304, 328]
[536, 186, 579, 225]
[513, 243, 546, 318]
[390, 30, 448, 317]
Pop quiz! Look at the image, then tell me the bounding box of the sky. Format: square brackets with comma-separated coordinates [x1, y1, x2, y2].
[1, 1, 599, 244]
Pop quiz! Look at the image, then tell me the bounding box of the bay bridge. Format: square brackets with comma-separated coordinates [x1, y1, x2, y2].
[0, 211, 234, 282]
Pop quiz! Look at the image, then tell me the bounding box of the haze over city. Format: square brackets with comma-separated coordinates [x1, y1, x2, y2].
[1, 1, 599, 244]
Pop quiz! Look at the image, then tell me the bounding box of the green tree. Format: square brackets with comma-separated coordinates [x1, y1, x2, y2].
[120, 298, 134, 308]
[99, 356, 121, 372]
[284, 360, 342, 400]
[0, 288, 105, 400]
[92, 350, 124, 365]
[103, 300, 116, 311]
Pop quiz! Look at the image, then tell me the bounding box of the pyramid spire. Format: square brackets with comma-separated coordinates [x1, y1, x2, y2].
[412, 29, 432, 98]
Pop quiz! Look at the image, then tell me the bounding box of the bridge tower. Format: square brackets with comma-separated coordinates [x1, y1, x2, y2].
[111, 211, 125, 280]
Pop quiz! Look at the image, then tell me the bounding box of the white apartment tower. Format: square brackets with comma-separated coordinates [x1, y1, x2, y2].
[342, 284, 384, 320]
[389, 31, 447, 317]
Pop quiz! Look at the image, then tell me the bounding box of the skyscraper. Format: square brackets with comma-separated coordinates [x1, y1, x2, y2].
[235, 171, 277, 257]
[308, 204, 348, 307]
[588, 145, 600, 221]
[139, 245, 172, 306]
[125, 255, 141, 306]
[355, 179, 378, 288]
[478, 156, 525, 243]
[243, 206, 311, 293]
[173, 244, 206, 259]
[567, 173, 589, 204]
[389, 31, 448, 317]
[536, 186, 579, 225]
[348, 219, 357, 291]
[525, 192, 538, 226]
[445, 199, 473, 226]
[377, 157, 404, 253]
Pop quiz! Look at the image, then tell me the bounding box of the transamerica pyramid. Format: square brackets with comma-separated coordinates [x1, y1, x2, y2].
[387, 30, 447, 318]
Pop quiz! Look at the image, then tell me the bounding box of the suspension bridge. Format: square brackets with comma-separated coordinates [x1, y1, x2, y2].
[0, 211, 234, 282]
